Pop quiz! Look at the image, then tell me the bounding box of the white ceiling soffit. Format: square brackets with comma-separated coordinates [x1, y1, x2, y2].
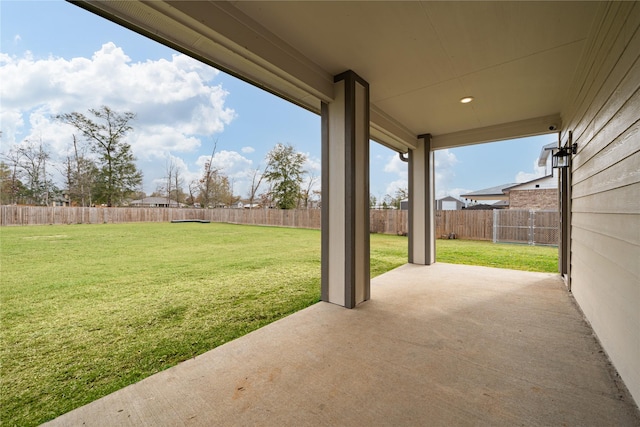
[71, 1, 604, 152]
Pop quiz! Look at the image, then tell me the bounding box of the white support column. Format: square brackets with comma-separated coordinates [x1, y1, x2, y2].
[408, 134, 435, 265]
[321, 70, 370, 308]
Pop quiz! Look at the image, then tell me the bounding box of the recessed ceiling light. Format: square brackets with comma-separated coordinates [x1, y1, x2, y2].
[460, 96, 474, 104]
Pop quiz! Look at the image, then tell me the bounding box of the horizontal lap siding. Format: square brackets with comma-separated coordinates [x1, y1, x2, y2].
[562, 2, 640, 404]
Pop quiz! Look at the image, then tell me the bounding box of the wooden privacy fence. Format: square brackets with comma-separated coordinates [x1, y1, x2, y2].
[0, 206, 323, 229]
[0, 206, 558, 244]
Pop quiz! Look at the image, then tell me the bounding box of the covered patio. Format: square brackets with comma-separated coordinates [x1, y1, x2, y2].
[66, 0, 639, 417]
[44, 263, 639, 426]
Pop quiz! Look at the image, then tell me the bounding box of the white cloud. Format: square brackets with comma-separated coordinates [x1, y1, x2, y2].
[515, 159, 546, 183]
[383, 153, 407, 175]
[303, 153, 321, 173]
[435, 149, 458, 169]
[132, 127, 203, 160]
[0, 43, 237, 193]
[192, 150, 255, 197]
[149, 155, 197, 193]
[13, 35, 22, 44]
[380, 149, 461, 198]
[208, 150, 253, 176]
[241, 146, 255, 154]
[385, 179, 408, 197]
[437, 187, 473, 201]
[434, 149, 458, 197]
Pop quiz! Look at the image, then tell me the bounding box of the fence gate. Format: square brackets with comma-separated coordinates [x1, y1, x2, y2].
[492, 210, 559, 246]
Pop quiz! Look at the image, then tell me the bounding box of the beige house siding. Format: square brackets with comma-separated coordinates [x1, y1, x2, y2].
[561, 2, 640, 404]
[508, 189, 558, 210]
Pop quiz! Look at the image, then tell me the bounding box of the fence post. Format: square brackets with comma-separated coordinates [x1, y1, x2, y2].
[528, 210, 534, 245]
[492, 209, 498, 243]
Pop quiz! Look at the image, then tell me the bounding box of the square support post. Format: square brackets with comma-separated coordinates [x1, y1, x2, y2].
[321, 70, 370, 308]
[409, 134, 435, 265]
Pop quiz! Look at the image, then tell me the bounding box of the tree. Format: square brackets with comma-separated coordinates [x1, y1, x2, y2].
[247, 166, 266, 208]
[0, 161, 25, 205]
[60, 135, 97, 207]
[57, 106, 142, 206]
[0, 148, 27, 205]
[163, 158, 177, 205]
[11, 139, 56, 205]
[263, 143, 307, 209]
[383, 188, 408, 210]
[198, 140, 219, 208]
[391, 187, 408, 209]
[299, 171, 318, 209]
[172, 162, 184, 205]
[195, 141, 238, 208]
[187, 179, 199, 206]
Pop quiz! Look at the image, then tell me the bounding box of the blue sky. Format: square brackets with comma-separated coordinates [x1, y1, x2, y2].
[1, 1, 555, 203]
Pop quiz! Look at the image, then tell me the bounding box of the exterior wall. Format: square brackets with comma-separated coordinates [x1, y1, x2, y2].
[560, 2, 640, 404]
[508, 175, 556, 190]
[508, 189, 558, 210]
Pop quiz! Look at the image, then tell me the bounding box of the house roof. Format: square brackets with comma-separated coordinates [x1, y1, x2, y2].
[437, 196, 463, 203]
[72, 1, 604, 152]
[504, 175, 556, 192]
[460, 184, 517, 201]
[131, 197, 179, 205]
[538, 142, 557, 168]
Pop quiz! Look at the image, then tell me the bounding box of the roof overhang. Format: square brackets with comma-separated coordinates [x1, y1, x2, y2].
[70, 1, 606, 153]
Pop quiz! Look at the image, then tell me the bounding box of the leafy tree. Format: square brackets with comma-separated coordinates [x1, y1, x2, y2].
[57, 106, 142, 206]
[264, 143, 307, 209]
[391, 187, 408, 209]
[0, 161, 25, 205]
[198, 170, 235, 208]
[196, 141, 238, 208]
[383, 188, 408, 209]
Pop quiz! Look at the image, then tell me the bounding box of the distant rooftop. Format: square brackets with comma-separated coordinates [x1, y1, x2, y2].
[460, 184, 517, 201]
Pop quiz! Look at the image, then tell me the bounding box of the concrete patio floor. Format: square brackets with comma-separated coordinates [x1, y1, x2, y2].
[44, 263, 640, 426]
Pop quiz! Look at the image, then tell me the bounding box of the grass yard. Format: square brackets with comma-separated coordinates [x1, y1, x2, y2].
[0, 223, 556, 426]
[436, 239, 558, 273]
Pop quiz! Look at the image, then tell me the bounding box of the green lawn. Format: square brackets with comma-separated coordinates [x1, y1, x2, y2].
[0, 223, 556, 426]
[436, 239, 558, 272]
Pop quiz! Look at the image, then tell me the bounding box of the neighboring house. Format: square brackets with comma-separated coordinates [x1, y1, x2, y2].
[462, 142, 559, 211]
[504, 175, 557, 210]
[460, 183, 517, 207]
[436, 196, 465, 210]
[401, 196, 464, 211]
[462, 178, 558, 211]
[130, 197, 180, 208]
[235, 201, 261, 209]
[51, 191, 71, 207]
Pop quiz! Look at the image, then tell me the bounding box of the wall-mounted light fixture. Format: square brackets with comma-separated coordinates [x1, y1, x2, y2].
[552, 143, 577, 168]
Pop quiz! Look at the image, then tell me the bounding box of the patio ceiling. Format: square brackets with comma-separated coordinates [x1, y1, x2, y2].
[72, 1, 605, 151]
